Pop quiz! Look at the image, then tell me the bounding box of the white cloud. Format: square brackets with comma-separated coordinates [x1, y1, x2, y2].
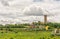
[0, 0, 60, 24]
[23, 4, 44, 16]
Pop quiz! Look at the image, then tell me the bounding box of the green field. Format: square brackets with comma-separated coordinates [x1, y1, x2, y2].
[0, 31, 60, 39]
[0, 22, 60, 39]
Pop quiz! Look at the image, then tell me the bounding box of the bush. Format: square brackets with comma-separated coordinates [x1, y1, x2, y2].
[10, 37, 14, 39]
[1, 32, 3, 33]
[8, 28, 13, 31]
[0, 28, 3, 30]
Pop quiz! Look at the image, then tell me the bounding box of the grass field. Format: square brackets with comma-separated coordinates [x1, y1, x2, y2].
[0, 31, 60, 39]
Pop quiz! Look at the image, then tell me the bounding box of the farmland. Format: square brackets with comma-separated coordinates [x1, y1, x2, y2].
[0, 28, 60, 39]
[0, 31, 59, 39]
[0, 22, 60, 39]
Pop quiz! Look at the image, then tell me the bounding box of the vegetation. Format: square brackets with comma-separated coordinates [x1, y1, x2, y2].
[0, 31, 60, 39]
[0, 21, 60, 39]
[0, 21, 60, 28]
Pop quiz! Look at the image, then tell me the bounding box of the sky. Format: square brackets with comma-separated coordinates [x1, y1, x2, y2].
[0, 0, 60, 24]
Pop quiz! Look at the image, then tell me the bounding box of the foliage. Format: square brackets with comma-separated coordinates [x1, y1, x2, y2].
[46, 22, 60, 28]
[0, 21, 60, 29]
[0, 31, 60, 39]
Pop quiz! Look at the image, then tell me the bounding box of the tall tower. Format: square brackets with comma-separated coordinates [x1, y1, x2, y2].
[44, 15, 47, 24]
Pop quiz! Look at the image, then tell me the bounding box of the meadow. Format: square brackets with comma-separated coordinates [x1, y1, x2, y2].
[0, 22, 60, 39]
[0, 30, 60, 39]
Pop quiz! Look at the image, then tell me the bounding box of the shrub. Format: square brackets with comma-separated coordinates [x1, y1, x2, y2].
[48, 38, 50, 39]
[1, 32, 3, 33]
[8, 28, 13, 31]
[0, 28, 3, 30]
[10, 37, 14, 39]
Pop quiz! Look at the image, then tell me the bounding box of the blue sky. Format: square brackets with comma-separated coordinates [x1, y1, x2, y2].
[0, 0, 60, 24]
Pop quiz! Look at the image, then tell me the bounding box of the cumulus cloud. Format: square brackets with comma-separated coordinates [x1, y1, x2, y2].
[23, 5, 44, 16]
[23, 4, 58, 16]
[0, 0, 14, 6]
[0, 0, 60, 24]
